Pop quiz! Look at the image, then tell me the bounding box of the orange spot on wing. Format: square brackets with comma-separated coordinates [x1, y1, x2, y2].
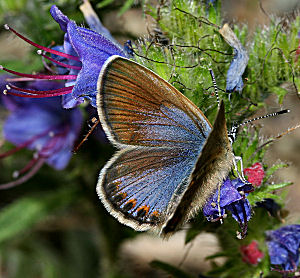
[137, 205, 150, 215]
[121, 192, 127, 198]
[151, 210, 160, 217]
[127, 198, 137, 208]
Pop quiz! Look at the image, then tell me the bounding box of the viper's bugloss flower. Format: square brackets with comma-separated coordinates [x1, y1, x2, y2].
[203, 178, 252, 236]
[1, 4, 129, 108]
[240, 241, 264, 265]
[219, 24, 249, 94]
[0, 79, 83, 189]
[244, 162, 264, 187]
[256, 198, 281, 218]
[266, 224, 300, 272]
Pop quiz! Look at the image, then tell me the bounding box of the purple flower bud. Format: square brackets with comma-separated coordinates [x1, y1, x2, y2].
[219, 24, 249, 94]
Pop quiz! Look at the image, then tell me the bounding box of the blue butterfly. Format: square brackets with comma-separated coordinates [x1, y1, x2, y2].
[96, 55, 234, 236]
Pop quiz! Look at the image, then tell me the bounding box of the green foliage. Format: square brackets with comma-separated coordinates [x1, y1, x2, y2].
[0, 230, 101, 278]
[137, 0, 299, 126]
[0, 188, 77, 244]
[206, 207, 283, 278]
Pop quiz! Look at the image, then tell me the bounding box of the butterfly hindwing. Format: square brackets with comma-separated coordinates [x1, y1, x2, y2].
[97, 146, 200, 231]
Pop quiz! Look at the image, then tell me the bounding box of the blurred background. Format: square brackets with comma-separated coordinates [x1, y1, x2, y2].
[0, 0, 299, 277]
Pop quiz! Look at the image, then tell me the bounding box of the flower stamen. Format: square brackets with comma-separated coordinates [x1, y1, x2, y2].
[15, 156, 40, 177]
[0, 65, 77, 80]
[37, 50, 82, 70]
[5, 83, 74, 97]
[0, 129, 54, 159]
[0, 158, 45, 190]
[4, 24, 80, 62]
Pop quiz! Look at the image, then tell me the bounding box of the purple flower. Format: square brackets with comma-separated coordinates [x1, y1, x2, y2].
[266, 225, 300, 272]
[256, 198, 281, 218]
[203, 178, 252, 237]
[1, 4, 129, 108]
[219, 24, 249, 94]
[0, 79, 83, 189]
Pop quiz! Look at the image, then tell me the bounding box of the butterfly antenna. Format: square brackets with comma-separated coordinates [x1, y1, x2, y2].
[229, 109, 290, 144]
[237, 109, 290, 128]
[209, 69, 220, 107]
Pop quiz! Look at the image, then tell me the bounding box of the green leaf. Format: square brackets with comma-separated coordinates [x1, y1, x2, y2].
[150, 260, 194, 278]
[206, 251, 227, 260]
[118, 0, 135, 16]
[185, 228, 201, 244]
[96, 0, 114, 9]
[0, 188, 76, 244]
[248, 182, 292, 204]
[262, 182, 292, 192]
[265, 163, 289, 180]
[294, 77, 300, 92]
[248, 192, 281, 204]
[271, 86, 289, 104]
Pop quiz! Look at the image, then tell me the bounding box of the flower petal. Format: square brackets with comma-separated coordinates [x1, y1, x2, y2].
[50, 5, 70, 32]
[266, 225, 300, 271]
[266, 240, 289, 265]
[67, 21, 126, 105]
[79, 0, 121, 46]
[227, 199, 251, 223]
[3, 93, 83, 170]
[219, 24, 249, 93]
[62, 93, 84, 109]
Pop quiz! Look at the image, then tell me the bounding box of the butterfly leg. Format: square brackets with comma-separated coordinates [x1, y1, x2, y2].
[217, 182, 224, 224]
[233, 156, 248, 183]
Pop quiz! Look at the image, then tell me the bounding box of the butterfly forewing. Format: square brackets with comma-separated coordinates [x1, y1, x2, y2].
[97, 55, 212, 149]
